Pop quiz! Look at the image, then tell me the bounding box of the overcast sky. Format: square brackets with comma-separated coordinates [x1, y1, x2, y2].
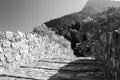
[0, 0, 88, 32]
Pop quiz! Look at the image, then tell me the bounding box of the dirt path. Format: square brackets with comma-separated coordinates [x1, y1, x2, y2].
[0, 57, 107, 80]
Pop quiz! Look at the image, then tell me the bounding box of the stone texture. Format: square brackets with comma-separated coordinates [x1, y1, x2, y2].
[17, 31, 25, 38]
[0, 66, 5, 74]
[2, 40, 11, 47]
[26, 33, 34, 40]
[0, 46, 3, 53]
[0, 32, 5, 40]
[0, 28, 108, 80]
[5, 31, 14, 41]
[0, 30, 75, 80]
[91, 31, 120, 80]
[13, 33, 22, 42]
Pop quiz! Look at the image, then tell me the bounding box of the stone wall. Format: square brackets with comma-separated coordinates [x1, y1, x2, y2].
[106, 31, 120, 80]
[92, 31, 120, 80]
[0, 31, 75, 80]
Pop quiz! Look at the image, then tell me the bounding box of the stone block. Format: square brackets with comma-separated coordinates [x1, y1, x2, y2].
[0, 66, 5, 74]
[5, 31, 14, 41]
[14, 41, 28, 49]
[4, 52, 15, 63]
[0, 53, 5, 61]
[0, 32, 5, 40]
[19, 49, 28, 55]
[3, 48, 12, 52]
[15, 54, 21, 61]
[11, 43, 16, 48]
[17, 31, 25, 38]
[2, 40, 11, 47]
[26, 33, 34, 40]
[0, 46, 3, 53]
[13, 33, 22, 42]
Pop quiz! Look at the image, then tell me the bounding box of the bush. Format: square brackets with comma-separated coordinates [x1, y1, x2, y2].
[33, 24, 72, 49]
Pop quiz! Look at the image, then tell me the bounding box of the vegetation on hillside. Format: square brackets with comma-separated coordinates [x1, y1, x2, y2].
[33, 24, 72, 49]
[43, 7, 120, 57]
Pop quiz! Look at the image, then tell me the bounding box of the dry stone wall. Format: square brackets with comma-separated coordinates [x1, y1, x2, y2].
[105, 31, 120, 80]
[91, 31, 120, 80]
[0, 31, 75, 80]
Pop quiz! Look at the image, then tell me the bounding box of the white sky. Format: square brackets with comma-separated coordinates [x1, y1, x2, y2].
[0, 0, 88, 32]
[111, 0, 120, 1]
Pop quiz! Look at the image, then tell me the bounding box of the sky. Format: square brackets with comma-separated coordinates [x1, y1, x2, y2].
[111, 0, 120, 1]
[0, 0, 88, 32]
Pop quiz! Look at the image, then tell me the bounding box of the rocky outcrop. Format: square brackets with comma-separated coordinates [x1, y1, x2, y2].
[0, 30, 75, 80]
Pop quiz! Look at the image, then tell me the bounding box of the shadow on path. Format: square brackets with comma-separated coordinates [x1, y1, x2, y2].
[48, 59, 106, 80]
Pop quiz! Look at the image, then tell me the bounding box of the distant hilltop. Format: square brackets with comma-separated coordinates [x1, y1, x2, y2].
[82, 0, 120, 15]
[111, 0, 120, 1]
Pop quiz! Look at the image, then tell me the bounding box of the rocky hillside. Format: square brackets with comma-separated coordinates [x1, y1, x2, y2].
[0, 25, 75, 80]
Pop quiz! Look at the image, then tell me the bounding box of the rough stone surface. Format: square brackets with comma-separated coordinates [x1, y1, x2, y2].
[91, 31, 120, 80]
[0, 46, 3, 53]
[0, 30, 75, 80]
[2, 40, 11, 47]
[5, 31, 14, 41]
[17, 31, 25, 38]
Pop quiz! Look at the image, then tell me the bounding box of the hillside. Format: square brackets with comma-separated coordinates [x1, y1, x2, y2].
[45, 0, 120, 26]
[44, 7, 120, 57]
[44, 0, 120, 57]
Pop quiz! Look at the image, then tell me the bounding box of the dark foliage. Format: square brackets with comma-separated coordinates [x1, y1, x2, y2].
[44, 7, 120, 57]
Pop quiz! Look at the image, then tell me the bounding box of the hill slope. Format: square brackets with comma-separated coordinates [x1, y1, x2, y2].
[44, 7, 120, 57]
